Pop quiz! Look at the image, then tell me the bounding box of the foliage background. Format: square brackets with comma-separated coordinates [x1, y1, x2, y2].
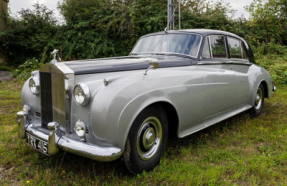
[0, 0, 286, 83]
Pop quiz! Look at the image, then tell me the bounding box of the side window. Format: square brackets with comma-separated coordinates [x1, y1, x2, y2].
[201, 38, 211, 59]
[227, 37, 241, 58]
[210, 36, 227, 58]
[241, 41, 248, 59]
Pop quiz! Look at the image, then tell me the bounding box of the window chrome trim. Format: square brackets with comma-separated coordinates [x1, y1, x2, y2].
[208, 36, 213, 58]
[240, 41, 248, 60]
[201, 37, 212, 59]
[130, 33, 203, 59]
[240, 41, 243, 59]
[136, 52, 196, 59]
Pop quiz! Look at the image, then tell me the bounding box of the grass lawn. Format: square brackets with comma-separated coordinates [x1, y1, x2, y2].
[0, 79, 287, 185]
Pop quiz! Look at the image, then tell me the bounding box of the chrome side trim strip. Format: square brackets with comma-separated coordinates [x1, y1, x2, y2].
[198, 61, 252, 66]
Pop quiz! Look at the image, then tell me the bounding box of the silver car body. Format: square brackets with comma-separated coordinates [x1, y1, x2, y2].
[17, 29, 273, 161]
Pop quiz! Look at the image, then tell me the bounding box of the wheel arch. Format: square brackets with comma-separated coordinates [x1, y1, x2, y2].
[156, 102, 179, 139]
[117, 99, 179, 151]
[260, 80, 269, 98]
[251, 79, 270, 107]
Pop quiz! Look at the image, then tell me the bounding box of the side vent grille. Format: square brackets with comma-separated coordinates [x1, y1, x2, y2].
[40, 72, 53, 129]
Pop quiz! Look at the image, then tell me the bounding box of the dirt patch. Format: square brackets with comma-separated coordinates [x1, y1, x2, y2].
[0, 71, 12, 83]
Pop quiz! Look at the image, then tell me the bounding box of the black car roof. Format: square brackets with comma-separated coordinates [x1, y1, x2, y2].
[143, 29, 244, 41]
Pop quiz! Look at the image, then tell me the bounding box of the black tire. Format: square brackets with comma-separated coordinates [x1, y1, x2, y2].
[120, 105, 168, 175]
[251, 84, 265, 116]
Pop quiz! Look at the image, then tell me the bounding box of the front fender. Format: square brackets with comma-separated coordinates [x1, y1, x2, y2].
[116, 93, 174, 151]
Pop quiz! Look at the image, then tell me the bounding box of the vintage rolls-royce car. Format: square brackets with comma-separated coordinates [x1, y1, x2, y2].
[16, 29, 275, 174]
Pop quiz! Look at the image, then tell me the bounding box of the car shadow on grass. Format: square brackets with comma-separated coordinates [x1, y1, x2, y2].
[33, 109, 255, 180]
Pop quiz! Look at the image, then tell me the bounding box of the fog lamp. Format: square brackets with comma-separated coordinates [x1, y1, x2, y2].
[23, 104, 31, 115]
[74, 120, 86, 141]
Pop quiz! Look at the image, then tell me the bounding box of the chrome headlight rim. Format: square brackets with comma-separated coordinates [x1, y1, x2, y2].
[29, 77, 40, 95]
[73, 83, 90, 106]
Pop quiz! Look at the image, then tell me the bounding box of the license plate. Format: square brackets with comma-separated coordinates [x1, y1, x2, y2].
[26, 133, 49, 156]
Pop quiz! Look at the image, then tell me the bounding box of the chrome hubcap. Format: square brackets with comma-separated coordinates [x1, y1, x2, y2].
[143, 128, 155, 149]
[137, 117, 162, 160]
[255, 88, 262, 110]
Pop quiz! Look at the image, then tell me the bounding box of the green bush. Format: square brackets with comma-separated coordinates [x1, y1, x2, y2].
[0, 0, 286, 84]
[0, 3, 58, 66]
[256, 54, 287, 84]
[11, 58, 43, 79]
[0, 65, 13, 71]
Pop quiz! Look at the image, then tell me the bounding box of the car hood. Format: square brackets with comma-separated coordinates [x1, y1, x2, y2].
[64, 55, 195, 75]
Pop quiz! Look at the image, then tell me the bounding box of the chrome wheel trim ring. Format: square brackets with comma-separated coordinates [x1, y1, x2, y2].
[136, 117, 162, 161]
[255, 87, 263, 110]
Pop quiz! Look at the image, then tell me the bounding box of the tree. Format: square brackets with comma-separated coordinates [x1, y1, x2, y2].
[245, 0, 287, 45]
[0, 3, 58, 65]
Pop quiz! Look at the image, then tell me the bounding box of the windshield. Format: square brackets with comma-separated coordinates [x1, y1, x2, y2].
[131, 34, 202, 57]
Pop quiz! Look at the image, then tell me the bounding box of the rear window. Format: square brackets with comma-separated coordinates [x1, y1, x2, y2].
[227, 37, 241, 58]
[227, 37, 249, 59]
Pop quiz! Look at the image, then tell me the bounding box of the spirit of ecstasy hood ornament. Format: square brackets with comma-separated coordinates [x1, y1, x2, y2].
[51, 49, 59, 64]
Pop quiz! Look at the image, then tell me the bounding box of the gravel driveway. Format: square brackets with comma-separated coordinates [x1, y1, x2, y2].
[0, 71, 12, 83]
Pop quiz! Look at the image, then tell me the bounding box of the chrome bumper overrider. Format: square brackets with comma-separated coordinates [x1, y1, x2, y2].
[16, 111, 122, 162]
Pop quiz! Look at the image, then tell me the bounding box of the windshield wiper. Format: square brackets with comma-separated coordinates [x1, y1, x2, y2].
[138, 52, 166, 56]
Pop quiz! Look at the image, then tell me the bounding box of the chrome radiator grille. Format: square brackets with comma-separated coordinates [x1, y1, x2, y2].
[39, 62, 74, 134]
[40, 72, 53, 129]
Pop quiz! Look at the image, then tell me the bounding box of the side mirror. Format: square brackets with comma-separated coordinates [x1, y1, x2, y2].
[144, 59, 159, 75]
[149, 60, 159, 69]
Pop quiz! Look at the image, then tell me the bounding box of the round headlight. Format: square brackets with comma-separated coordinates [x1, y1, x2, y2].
[73, 83, 90, 106]
[29, 77, 40, 95]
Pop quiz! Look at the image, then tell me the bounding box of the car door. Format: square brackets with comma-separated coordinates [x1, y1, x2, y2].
[226, 36, 251, 106]
[198, 35, 237, 118]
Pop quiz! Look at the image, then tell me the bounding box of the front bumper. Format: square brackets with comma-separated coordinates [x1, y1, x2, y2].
[16, 111, 122, 162]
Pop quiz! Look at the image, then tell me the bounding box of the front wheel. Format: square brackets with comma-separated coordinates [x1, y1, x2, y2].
[251, 84, 265, 116]
[121, 105, 168, 175]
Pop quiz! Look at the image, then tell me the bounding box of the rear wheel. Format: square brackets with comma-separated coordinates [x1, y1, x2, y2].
[121, 105, 168, 175]
[251, 84, 264, 116]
